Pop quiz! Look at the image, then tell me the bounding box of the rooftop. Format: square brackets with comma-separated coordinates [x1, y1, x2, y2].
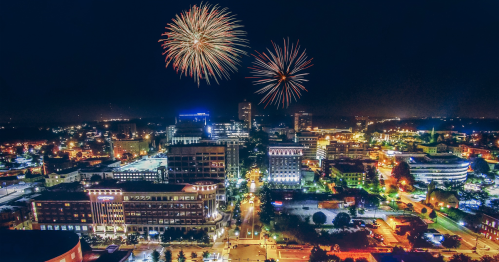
[0, 230, 80, 262]
[331, 163, 365, 173]
[269, 143, 304, 148]
[33, 192, 89, 201]
[115, 158, 167, 172]
[53, 167, 80, 175]
[90, 180, 189, 192]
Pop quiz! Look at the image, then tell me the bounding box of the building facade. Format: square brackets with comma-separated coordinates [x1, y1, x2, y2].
[200, 138, 240, 180]
[480, 214, 499, 242]
[45, 168, 80, 187]
[407, 154, 469, 184]
[326, 142, 369, 160]
[238, 100, 252, 130]
[268, 144, 304, 186]
[294, 111, 312, 132]
[31, 181, 224, 237]
[295, 132, 318, 160]
[112, 139, 149, 159]
[167, 145, 226, 184]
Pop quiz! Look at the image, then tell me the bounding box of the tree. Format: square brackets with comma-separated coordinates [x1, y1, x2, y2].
[164, 250, 172, 262]
[421, 207, 428, 216]
[391, 161, 415, 189]
[441, 235, 461, 251]
[90, 174, 102, 182]
[126, 232, 139, 246]
[202, 251, 210, 259]
[151, 250, 160, 262]
[333, 212, 351, 230]
[312, 212, 327, 226]
[177, 250, 186, 262]
[349, 205, 357, 218]
[191, 252, 198, 259]
[473, 157, 490, 176]
[392, 246, 405, 254]
[343, 258, 354, 262]
[448, 254, 475, 262]
[429, 210, 437, 221]
[355, 259, 369, 262]
[309, 246, 329, 262]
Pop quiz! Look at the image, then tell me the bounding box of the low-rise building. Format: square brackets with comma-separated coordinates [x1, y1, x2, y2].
[480, 214, 499, 242]
[328, 162, 366, 187]
[45, 167, 80, 187]
[426, 182, 459, 208]
[386, 215, 427, 234]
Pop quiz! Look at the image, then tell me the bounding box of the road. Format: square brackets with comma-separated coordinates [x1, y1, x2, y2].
[379, 167, 499, 256]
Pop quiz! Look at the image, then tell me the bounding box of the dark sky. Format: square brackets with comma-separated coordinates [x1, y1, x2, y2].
[1, 1, 498, 123]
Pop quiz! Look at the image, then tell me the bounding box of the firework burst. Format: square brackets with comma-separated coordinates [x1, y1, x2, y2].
[248, 39, 313, 108]
[159, 3, 248, 85]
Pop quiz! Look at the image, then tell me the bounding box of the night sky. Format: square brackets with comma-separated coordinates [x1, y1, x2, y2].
[1, 1, 498, 123]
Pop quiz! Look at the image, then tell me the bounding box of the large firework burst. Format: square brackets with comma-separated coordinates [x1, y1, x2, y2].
[248, 39, 313, 108]
[159, 3, 248, 85]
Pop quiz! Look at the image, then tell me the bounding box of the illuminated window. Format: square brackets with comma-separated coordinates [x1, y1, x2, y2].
[65, 203, 70, 207]
[37, 203, 42, 207]
[74, 214, 79, 217]
[81, 219, 86, 223]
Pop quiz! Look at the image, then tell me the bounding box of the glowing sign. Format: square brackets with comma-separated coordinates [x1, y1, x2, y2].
[272, 201, 283, 206]
[97, 196, 114, 201]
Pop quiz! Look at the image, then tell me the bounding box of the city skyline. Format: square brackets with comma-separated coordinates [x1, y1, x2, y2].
[1, 1, 498, 123]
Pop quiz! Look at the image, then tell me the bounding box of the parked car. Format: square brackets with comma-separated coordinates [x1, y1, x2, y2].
[373, 233, 384, 242]
[450, 235, 463, 241]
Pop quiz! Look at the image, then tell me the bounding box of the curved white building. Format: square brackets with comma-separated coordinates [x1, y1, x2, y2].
[407, 154, 469, 184]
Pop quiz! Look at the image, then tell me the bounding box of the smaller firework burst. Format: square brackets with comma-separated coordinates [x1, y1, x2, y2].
[248, 39, 313, 108]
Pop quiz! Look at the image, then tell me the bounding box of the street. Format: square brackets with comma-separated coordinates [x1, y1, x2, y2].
[378, 167, 499, 256]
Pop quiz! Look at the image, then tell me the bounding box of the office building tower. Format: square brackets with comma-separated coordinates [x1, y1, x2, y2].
[177, 112, 210, 125]
[294, 111, 313, 132]
[167, 145, 226, 184]
[238, 100, 252, 130]
[294, 132, 318, 160]
[200, 138, 240, 180]
[268, 143, 304, 187]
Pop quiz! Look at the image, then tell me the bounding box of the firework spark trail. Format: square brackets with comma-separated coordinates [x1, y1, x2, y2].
[248, 39, 313, 108]
[159, 3, 248, 85]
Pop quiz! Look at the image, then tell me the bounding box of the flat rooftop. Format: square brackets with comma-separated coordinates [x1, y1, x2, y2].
[115, 158, 167, 172]
[33, 192, 89, 201]
[90, 181, 189, 192]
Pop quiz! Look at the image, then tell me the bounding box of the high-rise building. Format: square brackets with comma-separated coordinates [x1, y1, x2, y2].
[200, 138, 240, 180]
[210, 120, 249, 141]
[294, 132, 318, 160]
[238, 100, 252, 130]
[268, 143, 304, 187]
[167, 145, 226, 184]
[177, 112, 210, 125]
[326, 141, 368, 160]
[294, 111, 313, 132]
